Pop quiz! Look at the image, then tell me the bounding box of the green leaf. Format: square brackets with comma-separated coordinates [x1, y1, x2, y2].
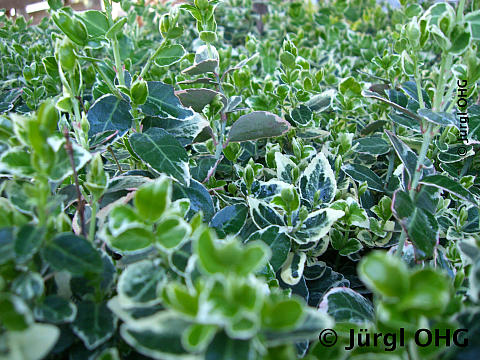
[248, 198, 285, 228]
[385, 130, 419, 178]
[5, 323, 59, 360]
[280, 252, 306, 285]
[246, 225, 291, 271]
[398, 269, 451, 316]
[261, 297, 304, 330]
[0, 88, 22, 113]
[105, 17, 127, 40]
[299, 152, 336, 205]
[182, 324, 217, 353]
[11, 272, 44, 301]
[154, 44, 186, 67]
[72, 301, 117, 350]
[48, 137, 92, 182]
[318, 287, 374, 324]
[120, 312, 194, 360]
[352, 136, 390, 155]
[0, 293, 32, 331]
[330, 197, 369, 228]
[358, 251, 410, 299]
[388, 112, 421, 132]
[392, 190, 439, 259]
[129, 128, 190, 186]
[14, 225, 45, 264]
[134, 177, 171, 222]
[41, 233, 103, 277]
[205, 331, 253, 360]
[339, 76, 362, 97]
[275, 153, 296, 184]
[87, 94, 133, 137]
[140, 81, 194, 119]
[182, 59, 219, 76]
[117, 260, 166, 308]
[0, 147, 35, 178]
[163, 283, 199, 317]
[420, 174, 477, 204]
[175, 88, 226, 113]
[209, 204, 248, 238]
[342, 163, 385, 193]
[290, 105, 313, 126]
[34, 295, 77, 324]
[107, 226, 155, 253]
[77, 10, 109, 38]
[143, 114, 211, 146]
[156, 217, 190, 250]
[465, 10, 480, 40]
[400, 81, 432, 109]
[418, 108, 458, 128]
[228, 111, 291, 142]
[173, 179, 214, 222]
[195, 228, 270, 276]
[449, 24, 472, 55]
[293, 208, 345, 244]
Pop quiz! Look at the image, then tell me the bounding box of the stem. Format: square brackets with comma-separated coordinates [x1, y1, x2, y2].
[456, 0, 466, 23]
[107, 145, 123, 173]
[413, 55, 424, 109]
[112, 37, 125, 86]
[140, 39, 169, 79]
[64, 129, 87, 238]
[433, 54, 452, 112]
[89, 201, 98, 242]
[395, 230, 407, 258]
[409, 123, 434, 197]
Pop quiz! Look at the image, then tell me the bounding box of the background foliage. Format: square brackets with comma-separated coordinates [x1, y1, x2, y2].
[0, 0, 480, 359]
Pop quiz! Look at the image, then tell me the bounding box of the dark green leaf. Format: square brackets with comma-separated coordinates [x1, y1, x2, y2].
[117, 260, 166, 307]
[210, 204, 248, 237]
[41, 233, 103, 277]
[154, 44, 186, 67]
[290, 105, 313, 126]
[228, 111, 291, 142]
[299, 152, 336, 205]
[175, 88, 226, 113]
[318, 287, 374, 324]
[0, 227, 14, 265]
[246, 225, 291, 271]
[352, 136, 390, 155]
[87, 94, 133, 137]
[420, 174, 477, 204]
[392, 191, 439, 259]
[129, 128, 190, 185]
[173, 179, 214, 222]
[34, 295, 77, 324]
[14, 224, 45, 264]
[418, 108, 458, 128]
[72, 301, 117, 350]
[342, 163, 384, 192]
[140, 81, 193, 119]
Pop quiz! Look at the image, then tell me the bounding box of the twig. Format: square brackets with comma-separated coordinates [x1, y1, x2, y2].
[203, 155, 224, 184]
[64, 128, 87, 237]
[107, 145, 124, 174]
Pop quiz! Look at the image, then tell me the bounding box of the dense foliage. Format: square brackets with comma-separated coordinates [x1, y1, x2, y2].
[0, 0, 480, 359]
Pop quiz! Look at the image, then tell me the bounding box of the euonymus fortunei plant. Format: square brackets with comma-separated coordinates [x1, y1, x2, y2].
[0, 0, 479, 359]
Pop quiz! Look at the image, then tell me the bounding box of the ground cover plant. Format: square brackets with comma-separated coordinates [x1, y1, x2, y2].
[0, 0, 479, 358]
